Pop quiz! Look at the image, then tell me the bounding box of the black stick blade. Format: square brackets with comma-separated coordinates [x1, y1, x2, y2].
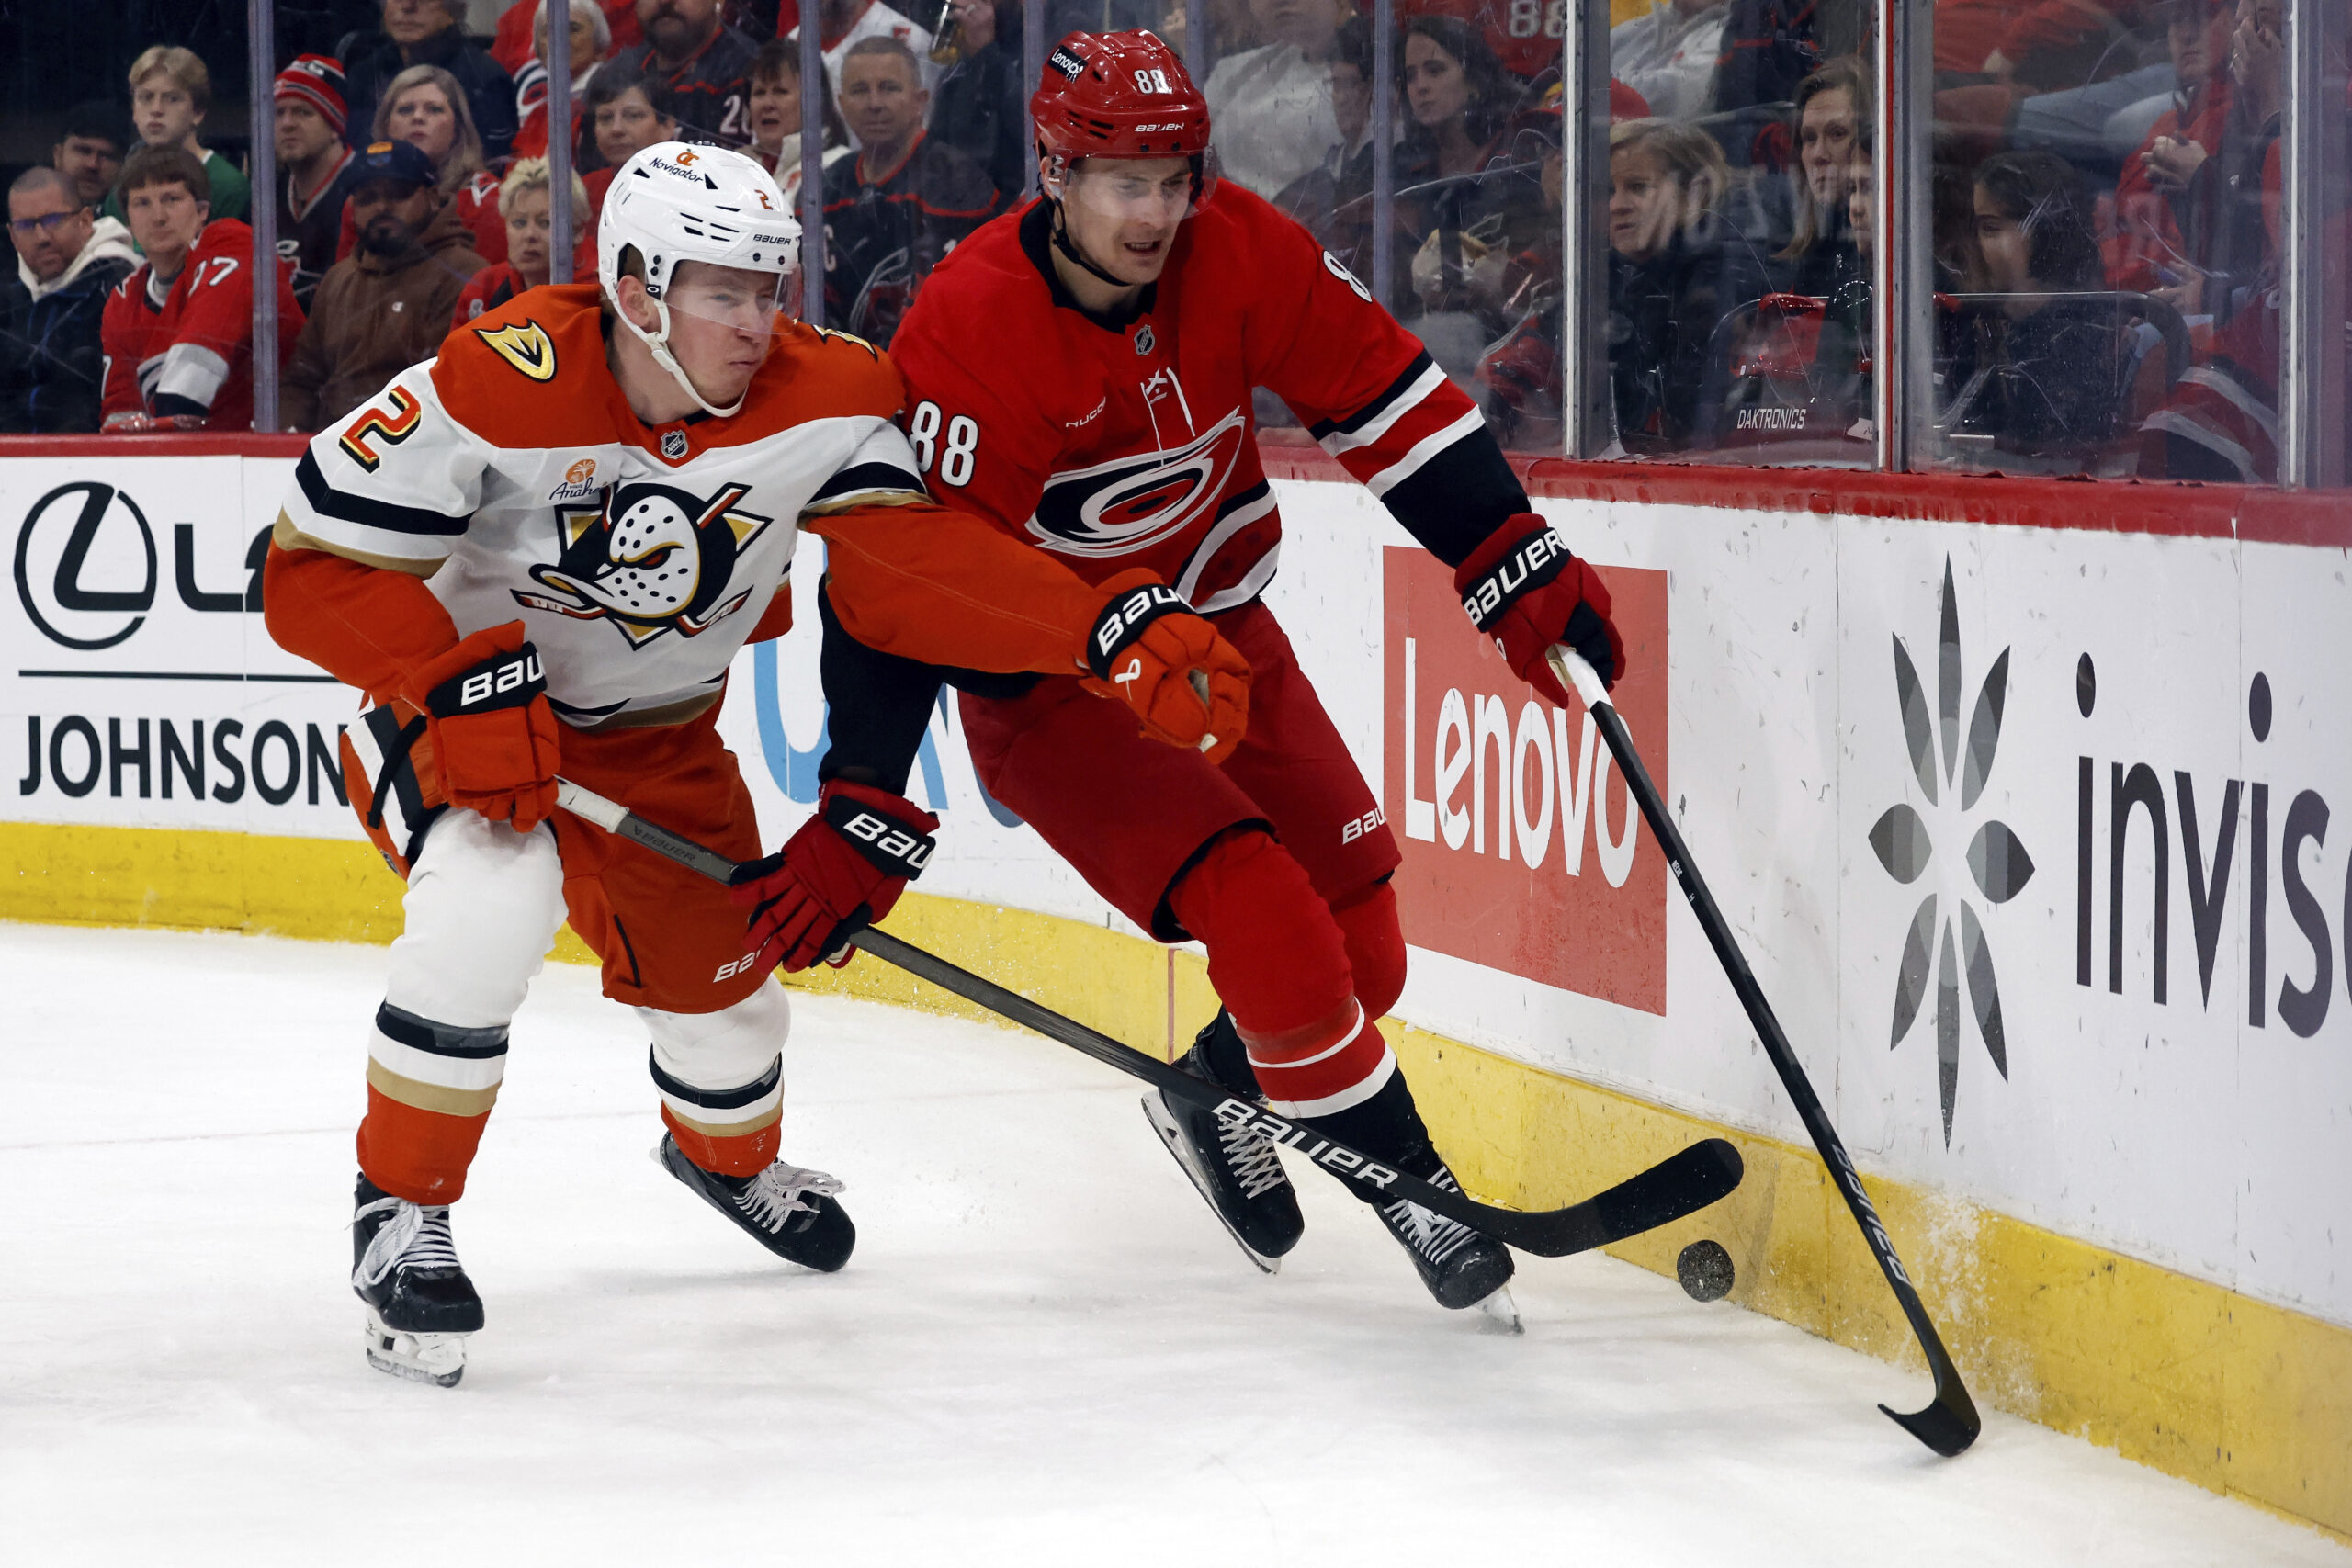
[1883, 1393, 1982, 1457]
[1497, 1137, 1744, 1258]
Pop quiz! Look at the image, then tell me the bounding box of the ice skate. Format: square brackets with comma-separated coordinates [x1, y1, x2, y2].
[1374, 1162, 1518, 1314]
[1142, 1011, 1304, 1271]
[654, 1134, 856, 1272]
[351, 1175, 483, 1388]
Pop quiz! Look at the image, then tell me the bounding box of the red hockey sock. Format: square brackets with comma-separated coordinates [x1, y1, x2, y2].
[356, 1086, 492, 1205]
[661, 1105, 783, 1178]
[1329, 877, 1406, 1021]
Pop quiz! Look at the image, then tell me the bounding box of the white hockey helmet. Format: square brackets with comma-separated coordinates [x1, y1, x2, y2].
[598, 141, 802, 417]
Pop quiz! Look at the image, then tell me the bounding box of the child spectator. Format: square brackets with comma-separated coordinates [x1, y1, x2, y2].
[820, 34, 998, 344]
[745, 36, 851, 204]
[338, 64, 511, 265]
[105, 47, 251, 226]
[452, 157, 594, 323]
[282, 139, 486, 431]
[514, 0, 616, 159]
[609, 0, 762, 145]
[51, 102, 131, 214]
[581, 68, 684, 215]
[341, 0, 522, 161]
[274, 55, 366, 310]
[2, 168, 141, 433]
[99, 147, 304, 433]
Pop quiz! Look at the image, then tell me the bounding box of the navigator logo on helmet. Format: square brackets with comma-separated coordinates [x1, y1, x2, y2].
[597, 141, 802, 419]
[1030, 30, 1217, 288]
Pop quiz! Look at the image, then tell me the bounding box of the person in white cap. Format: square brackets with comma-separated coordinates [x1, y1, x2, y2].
[263, 141, 1253, 1386]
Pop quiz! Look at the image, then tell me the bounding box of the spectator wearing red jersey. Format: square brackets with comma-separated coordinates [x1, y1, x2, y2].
[285, 139, 486, 431]
[275, 56, 367, 310]
[99, 147, 303, 433]
[819, 35, 998, 344]
[512, 0, 616, 159]
[610, 0, 762, 146]
[452, 157, 594, 324]
[338, 64, 512, 267]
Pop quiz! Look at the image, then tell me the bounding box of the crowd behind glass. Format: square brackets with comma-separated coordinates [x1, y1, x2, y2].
[0, 0, 2330, 484]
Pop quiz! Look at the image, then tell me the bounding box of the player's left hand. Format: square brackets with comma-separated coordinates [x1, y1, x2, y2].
[729, 780, 940, 972]
[1080, 569, 1252, 764]
[1454, 513, 1626, 705]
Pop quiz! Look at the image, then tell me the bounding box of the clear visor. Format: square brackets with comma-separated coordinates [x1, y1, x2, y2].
[1059, 153, 1216, 226]
[659, 262, 802, 334]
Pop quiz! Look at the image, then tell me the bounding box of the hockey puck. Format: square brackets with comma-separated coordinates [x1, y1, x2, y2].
[1677, 1239, 1735, 1302]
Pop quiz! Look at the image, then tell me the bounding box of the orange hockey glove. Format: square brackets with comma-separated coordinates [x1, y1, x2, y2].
[1080, 570, 1251, 765]
[402, 622, 562, 831]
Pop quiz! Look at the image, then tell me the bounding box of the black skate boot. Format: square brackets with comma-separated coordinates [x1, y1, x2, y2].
[655, 1134, 856, 1272]
[1308, 1076, 1519, 1323]
[351, 1174, 484, 1387]
[1141, 1010, 1305, 1272]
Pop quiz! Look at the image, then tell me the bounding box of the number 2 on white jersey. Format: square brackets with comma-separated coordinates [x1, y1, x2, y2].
[909, 399, 979, 488]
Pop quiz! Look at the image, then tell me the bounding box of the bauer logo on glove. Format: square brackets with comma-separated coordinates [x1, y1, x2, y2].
[1086, 581, 1191, 677]
[430, 649, 547, 715]
[1459, 530, 1572, 634]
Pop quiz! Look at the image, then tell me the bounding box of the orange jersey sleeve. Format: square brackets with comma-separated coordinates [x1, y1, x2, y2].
[262, 536, 462, 704]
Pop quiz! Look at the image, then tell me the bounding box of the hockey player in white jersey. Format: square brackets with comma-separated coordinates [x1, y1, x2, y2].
[265, 141, 1252, 1385]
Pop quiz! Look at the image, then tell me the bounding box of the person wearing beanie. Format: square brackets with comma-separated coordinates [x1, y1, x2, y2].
[275, 55, 366, 310]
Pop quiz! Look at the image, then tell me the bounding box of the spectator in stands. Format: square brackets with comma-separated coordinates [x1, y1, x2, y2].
[100, 147, 304, 433]
[52, 103, 130, 214]
[1394, 16, 1529, 333]
[514, 0, 616, 158]
[582, 68, 684, 212]
[1954, 149, 2130, 460]
[2132, 0, 2281, 324]
[493, 0, 642, 79]
[1, 168, 140, 434]
[747, 37, 852, 201]
[1611, 0, 1732, 123]
[283, 139, 486, 430]
[342, 0, 522, 161]
[1204, 0, 1349, 201]
[1779, 55, 1866, 294]
[784, 0, 941, 110]
[1274, 15, 1378, 273]
[345, 65, 512, 265]
[820, 35, 998, 344]
[1709, 0, 1821, 131]
[927, 0, 1029, 201]
[454, 157, 594, 322]
[610, 0, 762, 145]
[105, 48, 251, 226]
[2107, 0, 2232, 293]
[275, 56, 366, 310]
[1604, 118, 1739, 450]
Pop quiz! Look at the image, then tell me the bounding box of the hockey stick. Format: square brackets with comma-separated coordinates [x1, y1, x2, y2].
[553, 775, 1743, 1259]
[1547, 648, 1981, 1457]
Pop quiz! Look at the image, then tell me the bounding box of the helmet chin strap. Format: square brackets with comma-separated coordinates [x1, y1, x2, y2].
[622, 292, 748, 420]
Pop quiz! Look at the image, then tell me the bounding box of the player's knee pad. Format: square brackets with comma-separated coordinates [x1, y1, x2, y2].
[643, 980, 790, 1177]
[1168, 828, 1353, 1039]
[1329, 876, 1405, 1021]
[384, 810, 566, 1028]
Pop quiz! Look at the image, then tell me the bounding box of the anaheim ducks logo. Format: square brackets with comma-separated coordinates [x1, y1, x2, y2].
[1027, 409, 1248, 558]
[512, 479, 775, 648]
[476, 319, 557, 381]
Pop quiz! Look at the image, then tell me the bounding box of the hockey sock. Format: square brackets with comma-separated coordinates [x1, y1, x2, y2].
[356, 1003, 509, 1204]
[651, 1050, 786, 1178]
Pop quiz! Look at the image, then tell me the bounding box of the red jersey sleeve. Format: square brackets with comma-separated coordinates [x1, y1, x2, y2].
[98, 276, 149, 423]
[1227, 190, 1530, 566]
[153, 233, 256, 417]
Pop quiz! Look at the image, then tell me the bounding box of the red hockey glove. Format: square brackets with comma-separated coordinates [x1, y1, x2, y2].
[1453, 514, 1626, 706]
[1079, 570, 1252, 765]
[729, 780, 940, 973]
[402, 622, 561, 831]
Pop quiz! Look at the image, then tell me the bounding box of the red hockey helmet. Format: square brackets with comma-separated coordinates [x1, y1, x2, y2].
[1032, 29, 1216, 200]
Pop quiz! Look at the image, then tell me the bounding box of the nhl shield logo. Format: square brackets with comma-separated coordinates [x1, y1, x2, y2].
[660, 429, 690, 460]
[1134, 325, 1155, 355]
[512, 480, 776, 648]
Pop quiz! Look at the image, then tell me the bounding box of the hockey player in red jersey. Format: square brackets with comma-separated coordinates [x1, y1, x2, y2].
[842, 30, 1627, 1314]
[264, 139, 1250, 1385]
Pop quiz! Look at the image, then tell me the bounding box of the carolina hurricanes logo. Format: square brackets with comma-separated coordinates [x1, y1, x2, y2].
[1027, 409, 1248, 558]
[512, 480, 775, 649]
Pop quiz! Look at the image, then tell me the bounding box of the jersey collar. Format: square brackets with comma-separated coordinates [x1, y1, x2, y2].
[1018, 200, 1157, 334]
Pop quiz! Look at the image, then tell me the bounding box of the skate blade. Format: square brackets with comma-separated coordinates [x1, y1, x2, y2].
[364, 1305, 469, 1388]
[1139, 1093, 1281, 1276]
[1472, 1284, 1523, 1335]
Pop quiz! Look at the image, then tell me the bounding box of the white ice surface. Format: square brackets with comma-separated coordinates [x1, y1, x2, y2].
[2, 923, 2343, 1568]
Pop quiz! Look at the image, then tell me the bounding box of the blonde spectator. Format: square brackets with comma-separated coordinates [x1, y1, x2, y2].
[339, 63, 509, 265]
[452, 157, 594, 325]
[104, 47, 250, 226]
